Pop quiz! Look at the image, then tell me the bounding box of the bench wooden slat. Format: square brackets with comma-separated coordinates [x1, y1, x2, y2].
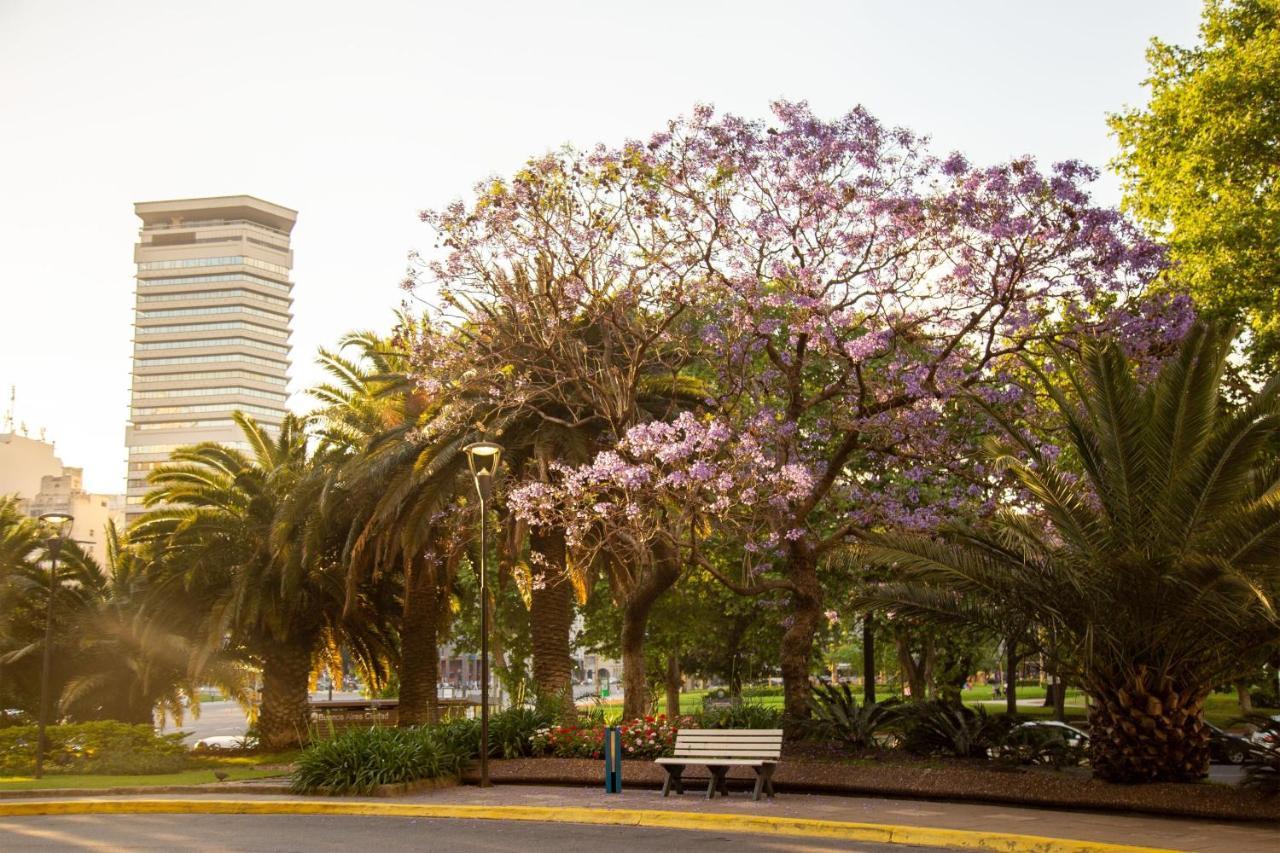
[676, 736, 781, 742]
[656, 757, 770, 766]
[677, 733, 783, 740]
[674, 747, 782, 754]
[676, 729, 783, 735]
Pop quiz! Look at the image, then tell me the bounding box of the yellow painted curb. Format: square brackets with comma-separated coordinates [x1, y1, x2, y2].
[0, 799, 1181, 853]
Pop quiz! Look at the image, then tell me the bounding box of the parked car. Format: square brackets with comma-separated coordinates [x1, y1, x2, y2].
[193, 735, 257, 751]
[1206, 724, 1268, 764]
[1248, 715, 1280, 749]
[992, 721, 1090, 766]
[1015, 721, 1090, 749]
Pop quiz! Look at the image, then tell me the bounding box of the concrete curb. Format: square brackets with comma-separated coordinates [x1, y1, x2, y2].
[0, 799, 1180, 853]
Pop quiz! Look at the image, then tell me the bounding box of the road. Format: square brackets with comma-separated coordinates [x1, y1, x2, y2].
[161, 693, 367, 745]
[0, 815, 934, 852]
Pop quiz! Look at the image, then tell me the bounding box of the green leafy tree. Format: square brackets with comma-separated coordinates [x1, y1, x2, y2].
[858, 324, 1280, 782]
[1111, 0, 1280, 363]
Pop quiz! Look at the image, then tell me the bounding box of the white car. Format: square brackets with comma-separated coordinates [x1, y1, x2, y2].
[1249, 714, 1280, 748]
[193, 735, 256, 751]
[1014, 720, 1090, 749]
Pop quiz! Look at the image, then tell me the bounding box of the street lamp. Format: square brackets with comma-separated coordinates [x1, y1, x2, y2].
[464, 440, 502, 789]
[34, 511, 73, 780]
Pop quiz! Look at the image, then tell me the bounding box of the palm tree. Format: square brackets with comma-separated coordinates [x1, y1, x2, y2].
[309, 328, 468, 726]
[136, 413, 354, 749]
[59, 522, 254, 726]
[856, 324, 1280, 783]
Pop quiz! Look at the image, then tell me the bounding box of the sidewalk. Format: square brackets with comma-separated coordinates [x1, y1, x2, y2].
[5, 783, 1276, 852]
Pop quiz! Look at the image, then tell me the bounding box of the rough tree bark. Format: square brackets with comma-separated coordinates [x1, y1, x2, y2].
[258, 641, 314, 750]
[529, 527, 576, 719]
[398, 557, 442, 727]
[1088, 670, 1211, 783]
[619, 544, 681, 720]
[780, 548, 822, 719]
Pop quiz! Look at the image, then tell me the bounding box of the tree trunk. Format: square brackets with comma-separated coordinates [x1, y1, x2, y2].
[780, 549, 821, 719]
[895, 633, 931, 703]
[1236, 681, 1254, 714]
[529, 528, 576, 720]
[665, 651, 681, 719]
[258, 642, 314, 750]
[619, 542, 681, 720]
[397, 560, 441, 727]
[1087, 672, 1211, 783]
[1006, 642, 1019, 716]
[862, 614, 876, 705]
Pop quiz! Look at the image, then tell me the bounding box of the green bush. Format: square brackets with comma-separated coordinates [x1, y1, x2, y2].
[900, 701, 1013, 759]
[0, 721, 188, 775]
[290, 726, 468, 795]
[694, 701, 783, 730]
[807, 684, 902, 750]
[485, 706, 553, 759]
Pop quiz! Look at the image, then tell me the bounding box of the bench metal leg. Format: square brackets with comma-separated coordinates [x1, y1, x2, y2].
[751, 767, 765, 801]
[661, 765, 684, 797]
[763, 763, 776, 798]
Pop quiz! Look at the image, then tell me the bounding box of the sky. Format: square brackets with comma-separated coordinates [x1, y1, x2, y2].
[0, 0, 1201, 494]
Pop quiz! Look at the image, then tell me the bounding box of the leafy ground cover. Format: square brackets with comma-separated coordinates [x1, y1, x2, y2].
[0, 752, 297, 791]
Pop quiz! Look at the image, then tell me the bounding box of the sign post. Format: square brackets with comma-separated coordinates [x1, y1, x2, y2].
[603, 726, 622, 793]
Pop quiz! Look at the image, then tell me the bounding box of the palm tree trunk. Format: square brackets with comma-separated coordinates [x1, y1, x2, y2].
[529, 528, 575, 719]
[1087, 672, 1211, 783]
[258, 642, 313, 750]
[664, 650, 681, 719]
[398, 560, 441, 727]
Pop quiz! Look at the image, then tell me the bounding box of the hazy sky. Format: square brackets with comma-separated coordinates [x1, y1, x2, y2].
[0, 0, 1199, 494]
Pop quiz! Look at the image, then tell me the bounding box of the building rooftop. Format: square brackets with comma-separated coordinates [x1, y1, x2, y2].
[135, 195, 298, 233]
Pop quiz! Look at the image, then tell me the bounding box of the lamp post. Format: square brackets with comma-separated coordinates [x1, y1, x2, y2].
[464, 441, 502, 789]
[34, 511, 73, 780]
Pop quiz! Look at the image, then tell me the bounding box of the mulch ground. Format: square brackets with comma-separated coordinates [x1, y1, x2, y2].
[461, 750, 1280, 822]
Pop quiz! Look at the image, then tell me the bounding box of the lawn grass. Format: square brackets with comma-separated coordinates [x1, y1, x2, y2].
[653, 686, 1274, 728]
[0, 751, 298, 791]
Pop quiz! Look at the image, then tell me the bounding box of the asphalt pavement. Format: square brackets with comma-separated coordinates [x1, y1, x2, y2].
[0, 815, 926, 852]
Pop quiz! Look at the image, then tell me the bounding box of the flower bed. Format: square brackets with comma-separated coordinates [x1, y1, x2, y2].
[533, 715, 679, 760]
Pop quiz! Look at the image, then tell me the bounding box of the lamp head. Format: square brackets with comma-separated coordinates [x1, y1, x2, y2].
[464, 441, 503, 501]
[38, 512, 74, 540]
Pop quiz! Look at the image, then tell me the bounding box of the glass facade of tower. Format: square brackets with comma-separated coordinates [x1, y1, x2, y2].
[125, 196, 296, 521]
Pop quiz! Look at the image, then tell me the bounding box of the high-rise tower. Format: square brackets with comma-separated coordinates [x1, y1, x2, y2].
[125, 196, 296, 521]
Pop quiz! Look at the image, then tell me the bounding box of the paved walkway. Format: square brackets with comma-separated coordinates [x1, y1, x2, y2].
[8, 784, 1276, 852]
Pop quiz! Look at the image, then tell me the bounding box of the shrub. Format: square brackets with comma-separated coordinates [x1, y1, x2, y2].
[0, 721, 188, 775]
[900, 702, 1013, 759]
[290, 726, 467, 795]
[695, 702, 783, 730]
[485, 706, 553, 759]
[807, 684, 902, 750]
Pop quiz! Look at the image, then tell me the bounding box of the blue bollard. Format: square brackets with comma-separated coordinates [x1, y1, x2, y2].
[603, 726, 622, 793]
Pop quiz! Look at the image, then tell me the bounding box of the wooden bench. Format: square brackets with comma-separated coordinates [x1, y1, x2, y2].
[654, 729, 782, 801]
